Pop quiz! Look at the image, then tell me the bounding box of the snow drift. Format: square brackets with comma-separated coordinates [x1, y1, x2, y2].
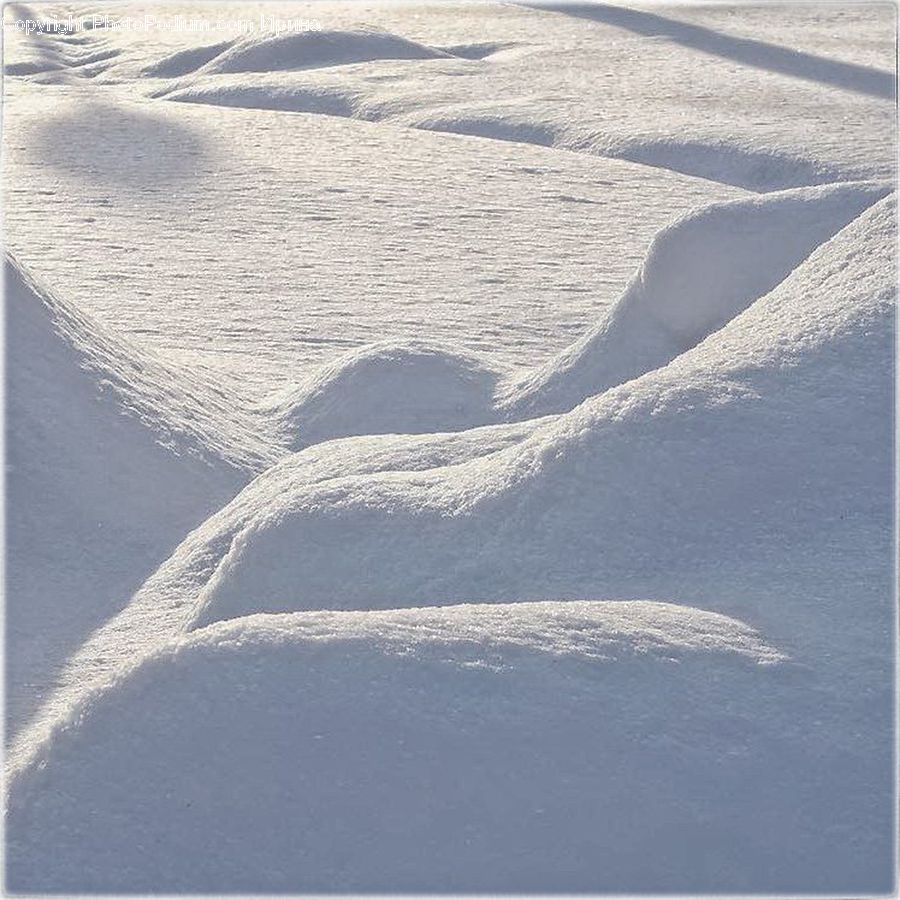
[6, 195, 895, 892]
[140, 39, 233, 78]
[267, 339, 500, 449]
[145, 28, 452, 79]
[266, 181, 888, 447]
[184, 193, 894, 630]
[21, 601, 884, 895]
[498, 179, 890, 417]
[4, 3, 895, 894]
[3, 254, 272, 733]
[161, 86, 871, 192]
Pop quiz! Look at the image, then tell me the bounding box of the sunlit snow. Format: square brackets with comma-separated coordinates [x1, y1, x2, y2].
[3, 1, 896, 893]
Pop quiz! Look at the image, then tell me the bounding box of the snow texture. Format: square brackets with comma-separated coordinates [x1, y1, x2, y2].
[2, 1, 896, 894]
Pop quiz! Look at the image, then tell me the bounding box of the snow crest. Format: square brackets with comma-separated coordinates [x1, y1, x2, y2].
[6, 602, 810, 894]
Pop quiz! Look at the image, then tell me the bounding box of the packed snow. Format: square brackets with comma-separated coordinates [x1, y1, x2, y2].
[2, 0, 896, 894]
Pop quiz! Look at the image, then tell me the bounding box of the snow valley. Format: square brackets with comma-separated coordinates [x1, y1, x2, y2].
[2, 1, 896, 894]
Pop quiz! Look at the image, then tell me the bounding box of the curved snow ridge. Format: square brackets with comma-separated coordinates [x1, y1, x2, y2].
[265, 339, 502, 450]
[184, 194, 895, 629]
[141, 39, 234, 78]
[187, 600, 788, 664]
[264, 182, 887, 448]
[3, 7, 122, 81]
[157, 80, 362, 116]
[5, 601, 817, 894]
[411, 114, 860, 190]
[157, 78, 856, 191]
[498, 179, 891, 418]
[411, 112, 560, 147]
[3, 418, 547, 776]
[596, 133, 849, 193]
[145, 28, 454, 79]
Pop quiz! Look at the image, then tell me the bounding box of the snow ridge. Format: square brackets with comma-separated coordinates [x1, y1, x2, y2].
[264, 182, 889, 447]
[185, 194, 895, 629]
[4, 254, 273, 732]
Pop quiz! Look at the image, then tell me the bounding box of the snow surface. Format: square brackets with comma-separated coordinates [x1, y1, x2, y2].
[4, 253, 273, 730]
[3, 1, 897, 894]
[184, 195, 896, 631]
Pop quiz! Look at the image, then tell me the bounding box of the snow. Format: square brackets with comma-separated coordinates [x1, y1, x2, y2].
[3, 603, 824, 895]
[268, 338, 499, 448]
[181, 195, 895, 630]
[261, 181, 890, 445]
[197, 28, 453, 74]
[2, 0, 896, 893]
[4, 253, 273, 730]
[501, 179, 891, 417]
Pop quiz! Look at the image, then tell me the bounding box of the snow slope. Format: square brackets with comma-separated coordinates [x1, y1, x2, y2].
[11, 191, 889, 758]
[2, 2, 895, 894]
[168, 194, 892, 635]
[12, 601, 856, 895]
[141, 4, 895, 193]
[498, 179, 891, 417]
[2, 80, 746, 398]
[266, 180, 889, 445]
[4, 254, 274, 733]
[4, 600, 890, 893]
[10, 195, 890, 892]
[5, 1, 894, 398]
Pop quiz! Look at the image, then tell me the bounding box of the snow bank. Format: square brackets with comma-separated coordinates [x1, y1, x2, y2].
[267, 339, 500, 449]
[499, 180, 890, 417]
[185, 194, 894, 629]
[6, 191, 894, 889]
[157, 80, 360, 115]
[175, 28, 452, 77]
[3, 255, 271, 732]
[24, 601, 890, 896]
[410, 114, 842, 191]
[2, 419, 546, 773]
[598, 133, 847, 192]
[264, 182, 887, 447]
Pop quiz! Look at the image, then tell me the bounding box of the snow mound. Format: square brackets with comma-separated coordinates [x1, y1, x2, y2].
[262, 182, 887, 448]
[267, 339, 500, 449]
[195, 28, 451, 76]
[4, 254, 272, 732]
[184, 194, 894, 629]
[499, 180, 890, 417]
[439, 41, 520, 60]
[141, 39, 233, 78]
[3, 420, 547, 772]
[22, 602, 881, 896]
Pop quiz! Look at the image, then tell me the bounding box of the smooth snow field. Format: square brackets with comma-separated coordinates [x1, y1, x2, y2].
[2, 1, 897, 894]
